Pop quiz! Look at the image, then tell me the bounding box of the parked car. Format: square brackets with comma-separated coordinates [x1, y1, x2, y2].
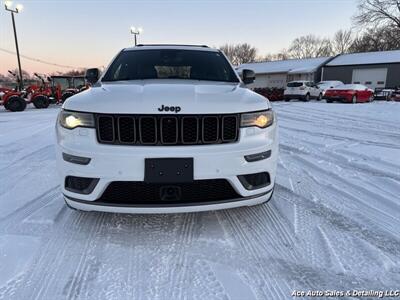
[56, 44, 279, 214]
[317, 80, 343, 96]
[324, 84, 374, 103]
[284, 81, 322, 101]
[374, 88, 394, 101]
[390, 88, 400, 101]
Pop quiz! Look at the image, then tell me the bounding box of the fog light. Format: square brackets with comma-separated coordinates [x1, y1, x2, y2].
[63, 153, 91, 165]
[65, 176, 99, 194]
[238, 172, 270, 190]
[244, 150, 271, 162]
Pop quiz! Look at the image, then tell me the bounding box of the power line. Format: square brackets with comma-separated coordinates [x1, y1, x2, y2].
[0, 47, 85, 69]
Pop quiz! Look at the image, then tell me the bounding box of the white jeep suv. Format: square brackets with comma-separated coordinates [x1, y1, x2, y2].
[284, 81, 322, 101]
[56, 45, 278, 214]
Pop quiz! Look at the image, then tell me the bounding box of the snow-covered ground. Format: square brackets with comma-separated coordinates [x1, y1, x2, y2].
[0, 102, 399, 299]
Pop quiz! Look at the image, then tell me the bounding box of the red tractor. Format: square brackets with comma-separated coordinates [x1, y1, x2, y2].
[28, 75, 87, 106]
[51, 76, 75, 103]
[57, 76, 89, 102]
[0, 70, 27, 112]
[26, 73, 53, 109]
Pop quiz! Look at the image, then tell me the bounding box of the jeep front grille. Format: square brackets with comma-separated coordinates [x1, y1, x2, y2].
[96, 114, 239, 146]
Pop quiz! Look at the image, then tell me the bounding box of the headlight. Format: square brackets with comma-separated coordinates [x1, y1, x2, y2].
[241, 110, 274, 129]
[59, 109, 95, 130]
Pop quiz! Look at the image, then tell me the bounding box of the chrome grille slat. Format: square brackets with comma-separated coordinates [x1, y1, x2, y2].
[96, 114, 239, 146]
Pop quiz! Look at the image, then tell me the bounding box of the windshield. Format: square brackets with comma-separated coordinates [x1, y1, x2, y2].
[102, 49, 239, 83]
[287, 82, 303, 87]
[52, 78, 71, 90]
[73, 78, 85, 88]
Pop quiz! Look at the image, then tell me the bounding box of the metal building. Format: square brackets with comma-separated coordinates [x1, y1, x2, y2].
[322, 50, 400, 90]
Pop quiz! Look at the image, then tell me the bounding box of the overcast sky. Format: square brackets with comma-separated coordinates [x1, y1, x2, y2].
[0, 0, 358, 74]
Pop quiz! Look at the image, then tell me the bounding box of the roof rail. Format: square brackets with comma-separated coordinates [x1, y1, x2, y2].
[136, 44, 209, 48]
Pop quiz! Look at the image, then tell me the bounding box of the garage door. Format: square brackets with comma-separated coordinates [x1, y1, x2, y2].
[352, 68, 387, 90]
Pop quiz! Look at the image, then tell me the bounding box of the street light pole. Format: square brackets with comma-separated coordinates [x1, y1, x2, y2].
[5, 2, 24, 91]
[130, 26, 143, 46]
[10, 11, 23, 90]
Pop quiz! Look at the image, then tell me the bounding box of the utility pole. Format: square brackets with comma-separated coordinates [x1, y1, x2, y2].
[5, 1, 24, 91]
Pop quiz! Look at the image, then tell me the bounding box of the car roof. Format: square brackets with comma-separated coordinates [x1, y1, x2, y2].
[124, 44, 219, 52]
[333, 84, 368, 90]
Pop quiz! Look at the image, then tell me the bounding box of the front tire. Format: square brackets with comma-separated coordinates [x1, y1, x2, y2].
[317, 93, 323, 101]
[6, 96, 27, 112]
[32, 95, 50, 109]
[304, 93, 310, 102]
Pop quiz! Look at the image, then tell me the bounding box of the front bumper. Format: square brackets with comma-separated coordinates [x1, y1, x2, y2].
[64, 189, 273, 213]
[56, 122, 278, 213]
[283, 93, 307, 100]
[325, 96, 351, 102]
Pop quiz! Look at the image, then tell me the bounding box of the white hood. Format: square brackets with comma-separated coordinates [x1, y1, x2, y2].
[63, 80, 270, 114]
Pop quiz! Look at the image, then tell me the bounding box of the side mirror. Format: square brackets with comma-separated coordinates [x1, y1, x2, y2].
[85, 68, 100, 85]
[242, 69, 255, 85]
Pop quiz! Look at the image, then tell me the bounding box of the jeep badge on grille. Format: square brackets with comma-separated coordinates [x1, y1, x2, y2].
[158, 105, 181, 113]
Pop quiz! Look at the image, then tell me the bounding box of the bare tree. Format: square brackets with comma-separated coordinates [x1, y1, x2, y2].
[349, 26, 400, 52]
[332, 30, 354, 54]
[63, 69, 86, 76]
[260, 50, 291, 62]
[219, 43, 258, 65]
[288, 35, 333, 59]
[7, 68, 31, 81]
[0, 73, 11, 83]
[354, 0, 400, 28]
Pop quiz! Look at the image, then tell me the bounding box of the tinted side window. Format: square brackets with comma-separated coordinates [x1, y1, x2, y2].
[287, 82, 303, 87]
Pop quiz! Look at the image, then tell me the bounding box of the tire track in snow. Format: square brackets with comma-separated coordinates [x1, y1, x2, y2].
[191, 259, 228, 300]
[276, 184, 400, 258]
[0, 186, 60, 233]
[10, 211, 90, 300]
[168, 213, 197, 300]
[62, 213, 107, 300]
[217, 209, 290, 300]
[279, 124, 400, 150]
[285, 151, 400, 236]
[280, 142, 400, 181]
[277, 104, 400, 130]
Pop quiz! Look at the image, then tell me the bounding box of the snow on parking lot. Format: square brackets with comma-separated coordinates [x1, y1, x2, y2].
[0, 102, 399, 299]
